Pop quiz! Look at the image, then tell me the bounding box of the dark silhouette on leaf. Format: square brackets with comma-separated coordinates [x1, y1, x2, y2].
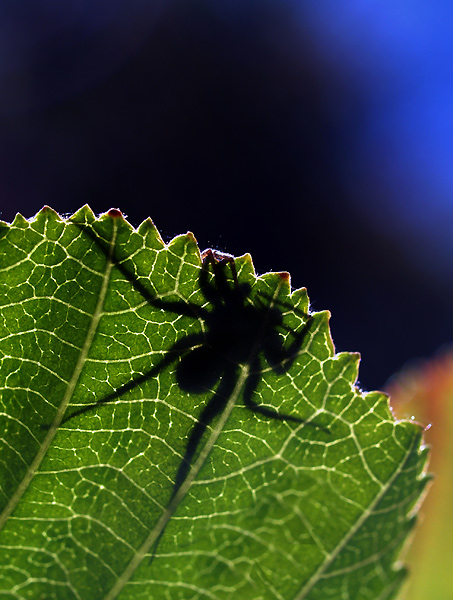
[64, 219, 328, 501]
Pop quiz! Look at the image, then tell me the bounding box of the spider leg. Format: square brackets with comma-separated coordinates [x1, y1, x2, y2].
[171, 365, 238, 499]
[243, 358, 302, 423]
[199, 250, 246, 306]
[201, 248, 239, 288]
[72, 221, 210, 320]
[199, 260, 229, 304]
[144, 365, 238, 567]
[252, 292, 311, 347]
[243, 357, 329, 432]
[61, 333, 206, 424]
[149, 296, 209, 320]
[147, 363, 239, 567]
[72, 222, 156, 304]
[263, 316, 313, 375]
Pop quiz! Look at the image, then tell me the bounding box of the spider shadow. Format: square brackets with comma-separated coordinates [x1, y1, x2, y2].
[63, 222, 328, 501]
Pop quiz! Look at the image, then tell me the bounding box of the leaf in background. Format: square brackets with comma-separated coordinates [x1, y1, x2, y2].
[0, 206, 428, 600]
[387, 351, 453, 600]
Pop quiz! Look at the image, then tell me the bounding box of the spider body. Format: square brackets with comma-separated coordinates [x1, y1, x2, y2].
[64, 237, 322, 498]
[151, 249, 304, 399]
[172, 270, 281, 393]
[147, 250, 317, 495]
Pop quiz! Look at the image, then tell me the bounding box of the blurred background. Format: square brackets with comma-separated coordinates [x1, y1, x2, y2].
[0, 2, 452, 597]
[1, 0, 453, 393]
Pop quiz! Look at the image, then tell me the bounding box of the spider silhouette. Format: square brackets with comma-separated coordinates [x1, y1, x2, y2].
[65, 225, 326, 499]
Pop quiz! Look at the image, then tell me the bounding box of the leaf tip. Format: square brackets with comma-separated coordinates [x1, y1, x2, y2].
[277, 271, 290, 283]
[106, 208, 124, 219]
[40, 205, 56, 215]
[38, 205, 62, 222]
[70, 204, 96, 224]
[235, 252, 256, 281]
[11, 212, 28, 227]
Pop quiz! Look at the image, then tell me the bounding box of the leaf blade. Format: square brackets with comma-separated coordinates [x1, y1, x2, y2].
[0, 207, 428, 599]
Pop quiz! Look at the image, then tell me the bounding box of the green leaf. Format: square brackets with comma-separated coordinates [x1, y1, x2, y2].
[0, 206, 428, 600]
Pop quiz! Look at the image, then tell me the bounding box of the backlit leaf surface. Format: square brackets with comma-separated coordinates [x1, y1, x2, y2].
[0, 207, 428, 599]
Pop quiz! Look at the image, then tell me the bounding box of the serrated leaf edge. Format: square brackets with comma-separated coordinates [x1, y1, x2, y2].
[294, 429, 424, 599]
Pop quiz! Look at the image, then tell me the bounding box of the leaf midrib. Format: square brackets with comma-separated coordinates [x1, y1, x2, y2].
[0, 219, 118, 532]
[103, 363, 251, 600]
[103, 279, 291, 598]
[103, 280, 289, 598]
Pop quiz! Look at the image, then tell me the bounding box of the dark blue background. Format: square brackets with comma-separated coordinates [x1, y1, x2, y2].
[1, 0, 452, 391]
